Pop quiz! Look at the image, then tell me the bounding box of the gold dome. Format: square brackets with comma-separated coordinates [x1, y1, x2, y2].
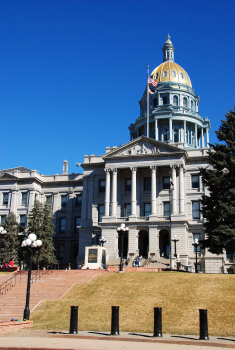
[150, 61, 192, 88]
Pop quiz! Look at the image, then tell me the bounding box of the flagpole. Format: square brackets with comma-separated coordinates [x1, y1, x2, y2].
[147, 64, 149, 138]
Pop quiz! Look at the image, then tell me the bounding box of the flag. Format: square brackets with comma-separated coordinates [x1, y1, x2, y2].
[149, 88, 155, 94]
[148, 76, 158, 87]
[170, 178, 174, 190]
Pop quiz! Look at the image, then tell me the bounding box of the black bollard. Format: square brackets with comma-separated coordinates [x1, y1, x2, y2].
[70, 306, 78, 334]
[153, 307, 163, 337]
[111, 306, 119, 335]
[199, 309, 209, 340]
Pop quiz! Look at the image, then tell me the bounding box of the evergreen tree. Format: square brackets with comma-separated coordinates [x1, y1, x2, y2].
[27, 200, 56, 266]
[200, 107, 235, 255]
[0, 212, 20, 264]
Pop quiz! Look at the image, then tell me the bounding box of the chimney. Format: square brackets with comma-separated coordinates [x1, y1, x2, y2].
[62, 160, 68, 175]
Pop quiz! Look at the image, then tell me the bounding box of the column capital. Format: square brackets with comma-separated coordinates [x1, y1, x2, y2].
[130, 167, 137, 172]
[170, 164, 177, 170]
[179, 164, 184, 170]
[104, 168, 111, 173]
[150, 166, 157, 171]
[112, 168, 117, 173]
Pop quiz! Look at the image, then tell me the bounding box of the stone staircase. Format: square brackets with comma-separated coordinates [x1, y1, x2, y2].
[0, 269, 106, 320]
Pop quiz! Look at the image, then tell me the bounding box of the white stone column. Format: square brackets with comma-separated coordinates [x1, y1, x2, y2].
[111, 168, 117, 216]
[171, 165, 177, 214]
[131, 167, 137, 216]
[155, 119, 158, 140]
[169, 118, 172, 141]
[184, 120, 187, 144]
[179, 164, 185, 214]
[201, 128, 205, 148]
[104, 168, 111, 216]
[195, 124, 198, 147]
[206, 127, 209, 147]
[151, 166, 157, 215]
[10, 189, 18, 215]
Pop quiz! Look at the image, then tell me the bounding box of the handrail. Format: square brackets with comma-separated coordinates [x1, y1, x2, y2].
[0, 262, 59, 294]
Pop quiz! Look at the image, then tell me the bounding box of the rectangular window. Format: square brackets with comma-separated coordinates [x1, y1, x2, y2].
[163, 177, 170, 189]
[75, 217, 81, 233]
[22, 193, 27, 205]
[76, 194, 82, 206]
[164, 202, 170, 216]
[61, 195, 67, 208]
[46, 196, 53, 208]
[144, 203, 151, 217]
[195, 264, 201, 272]
[3, 193, 9, 205]
[124, 204, 131, 217]
[192, 175, 199, 189]
[20, 215, 27, 228]
[144, 177, 151, 190]
[98, 205, 104, 222]
[125, 179, 131, 191]
[58, 244, 64, 259]
[192, 201, 200, 219]
[0, 215, 6, 225]
[193, 233, 201, 252]
[99, 180, 105, 193]
[60, 218, 66, 232]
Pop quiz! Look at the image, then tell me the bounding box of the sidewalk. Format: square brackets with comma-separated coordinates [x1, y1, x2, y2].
[0, 329, 235, 350]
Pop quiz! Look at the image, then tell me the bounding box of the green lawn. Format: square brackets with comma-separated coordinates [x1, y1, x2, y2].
[31, 271, 235, 336]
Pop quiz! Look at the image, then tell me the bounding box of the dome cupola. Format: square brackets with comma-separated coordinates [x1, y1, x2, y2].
[162, 34, 175, 62]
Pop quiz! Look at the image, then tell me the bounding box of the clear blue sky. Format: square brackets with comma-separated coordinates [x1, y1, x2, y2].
[1, 0, 234, 175]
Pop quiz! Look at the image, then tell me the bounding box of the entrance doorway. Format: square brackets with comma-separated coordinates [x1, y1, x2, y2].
[159, 230, 170, 258]
[118, 231, 128, 258]
[138, 230, 149, 258]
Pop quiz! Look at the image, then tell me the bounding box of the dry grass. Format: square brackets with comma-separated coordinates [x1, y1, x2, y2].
[31, 272, 235, 336]
[0, 272, 12, 275]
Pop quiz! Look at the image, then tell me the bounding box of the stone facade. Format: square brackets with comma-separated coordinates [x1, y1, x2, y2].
[0, 36, 234, 273]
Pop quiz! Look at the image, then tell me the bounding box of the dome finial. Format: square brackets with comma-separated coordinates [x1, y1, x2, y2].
[162, 34, 175, 62]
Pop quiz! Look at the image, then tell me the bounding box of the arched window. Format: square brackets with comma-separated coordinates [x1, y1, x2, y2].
[162, 128, 168, 141]
[186, 130, 190, 144]
[155, 72, 159, 79]
[180, 72, 184, 79]
[173, 95, 178, 106]
[163, 96, 168, 105]
[191, 100, 194, 110]
[183, 97, 187, 108]
[163, 71, 167, 78]
[154, 98, 158, 107]
[172, 71, 176, 78]
[173, 129, 179, 142]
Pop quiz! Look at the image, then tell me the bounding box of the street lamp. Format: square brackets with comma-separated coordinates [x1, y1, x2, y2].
[21, 233, 42, 320]
[0, 226, 7, 264]
[171, 235, 179, 258]
[192, 238, 200, 273]
[99, 237, 106, 247]
[117, 224, 129, 272]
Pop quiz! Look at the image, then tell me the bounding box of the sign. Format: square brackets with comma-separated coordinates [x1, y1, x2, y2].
[88, 249, 98, 263]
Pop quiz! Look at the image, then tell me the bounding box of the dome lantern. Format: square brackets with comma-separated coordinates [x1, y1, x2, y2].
[162, 34, 175, 62]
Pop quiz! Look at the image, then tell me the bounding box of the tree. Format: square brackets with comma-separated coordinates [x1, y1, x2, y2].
[27, 200, 56, 266]
[0, 212, 21, 264]
[200, 107, 235, 255]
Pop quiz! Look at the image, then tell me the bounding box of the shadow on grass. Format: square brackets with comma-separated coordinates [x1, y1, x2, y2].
[128, 333, 153, 338]
[171, 335, 198, 340]
[217, 338, 235, 342]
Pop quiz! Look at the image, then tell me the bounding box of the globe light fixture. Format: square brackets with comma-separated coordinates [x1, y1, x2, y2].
[171, 235, 179, 258]
[192, 238, 200, 273]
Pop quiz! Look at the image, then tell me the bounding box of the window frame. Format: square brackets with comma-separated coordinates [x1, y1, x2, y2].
[46, 195, 53, 209]
[144, 203, 151, 217]
[0, 215, 7, 225]
[20, 215, 27, 228]
[163, 202, 170, 217]
[191, 175, 200, 189]
[75, 217, 81, 233]
[124, 204, 131, 218]
[98, 205, 105, 222]
[60, 218, 66, 233]
[125, 179, 131, 191]
[3, 193, 9, 205]
[76, 194, 82, 207]
[192, 201, 200, 219]
[173, 95, 178, 106]
[144, 177, 151, 191]
[58, 244, 64, 260]
[183, 97, 187, 108]
[163, 96, 168, 105]
[21, 193, 28, 205]
[61, 195, 67, 208]
[99, 180, 105, 193]
[163, 177, 170, 190]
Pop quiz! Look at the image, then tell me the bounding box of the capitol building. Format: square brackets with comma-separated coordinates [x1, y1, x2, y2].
[0, 36, 233, 273]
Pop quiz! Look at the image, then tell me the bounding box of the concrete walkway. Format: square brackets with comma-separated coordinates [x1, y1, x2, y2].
[0, 330, 235, 350]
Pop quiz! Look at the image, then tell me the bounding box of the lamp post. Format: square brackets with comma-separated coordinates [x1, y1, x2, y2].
[21, 233, 42, 320]
[0, 226, 7, 264]
[117, 224, 129, 272]
[99, 237, 106, 247]
[192, 238, 200, 273]
[171, 235, 179, 258]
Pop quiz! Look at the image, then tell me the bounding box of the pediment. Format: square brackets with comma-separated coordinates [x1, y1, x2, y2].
[102, 136, 185, 159]
[0, 173, 18, 180]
